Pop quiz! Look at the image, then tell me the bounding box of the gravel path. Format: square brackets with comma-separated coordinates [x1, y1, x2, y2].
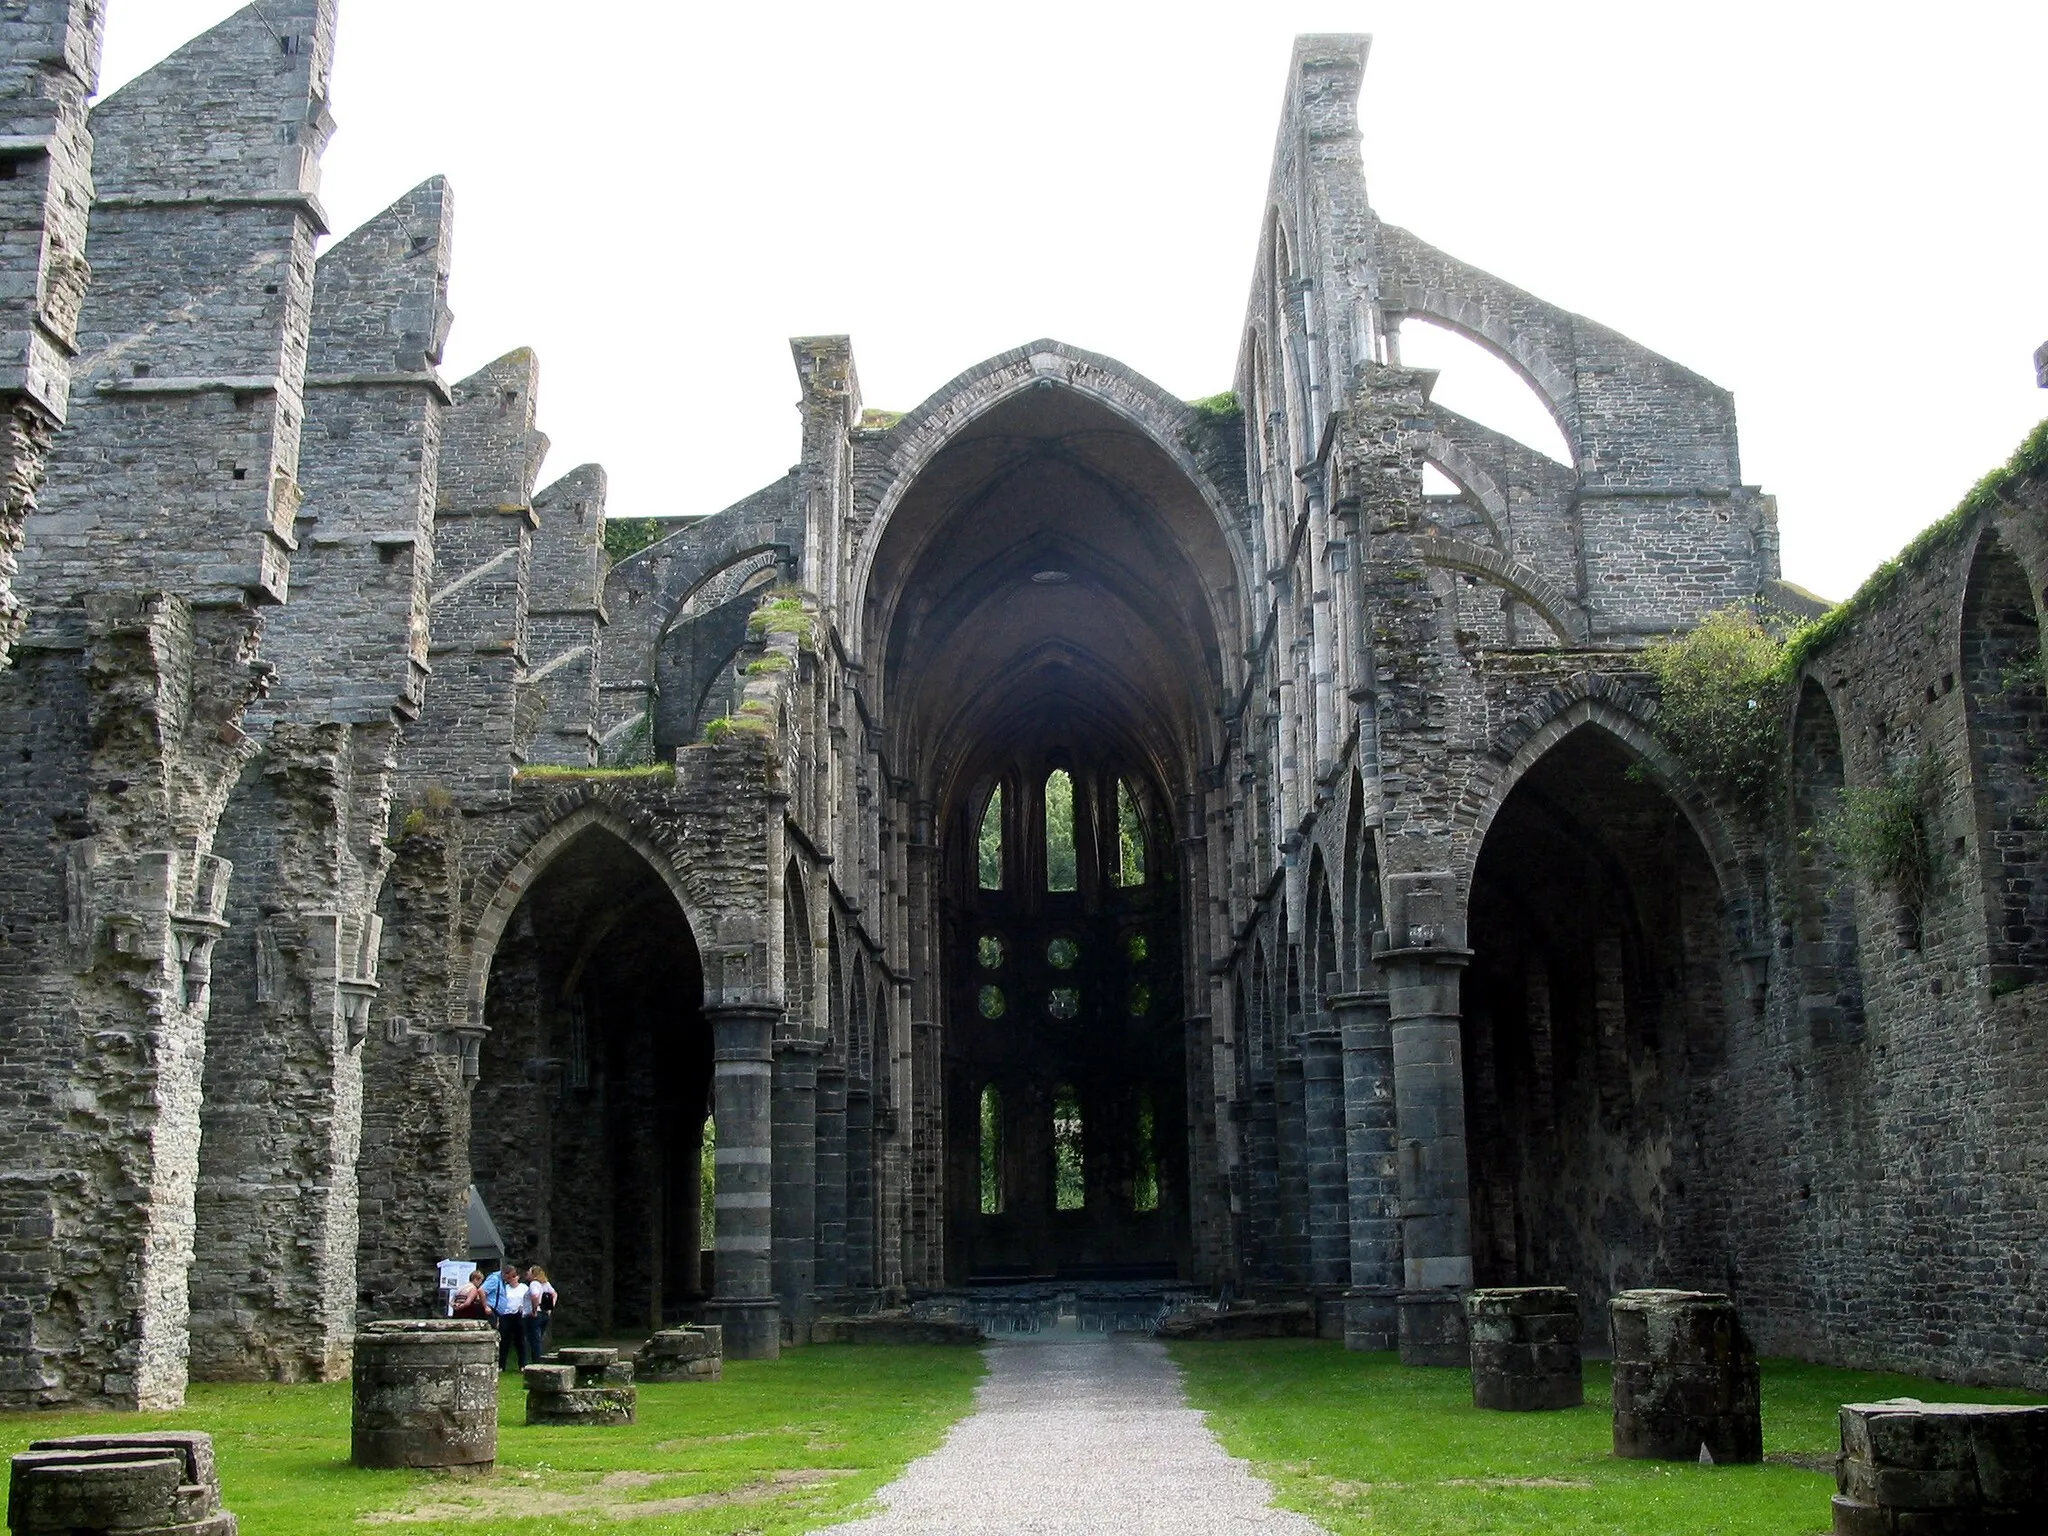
[816, 1333, 1328, 1535]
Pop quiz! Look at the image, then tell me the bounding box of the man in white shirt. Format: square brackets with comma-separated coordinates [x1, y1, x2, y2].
[490, 1263, 530, 1370]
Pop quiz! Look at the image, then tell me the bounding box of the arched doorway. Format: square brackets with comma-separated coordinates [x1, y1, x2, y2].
[858, 358, 1243, 1285]
[1462, 724, 1733, 1321]
[470, 825, 710, 1335]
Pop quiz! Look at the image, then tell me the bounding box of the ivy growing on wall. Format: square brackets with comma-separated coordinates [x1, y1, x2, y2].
[1825, 754, 1940, 935]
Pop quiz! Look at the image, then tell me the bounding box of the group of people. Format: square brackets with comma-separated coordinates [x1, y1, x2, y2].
[452, 1262, 558, 1370]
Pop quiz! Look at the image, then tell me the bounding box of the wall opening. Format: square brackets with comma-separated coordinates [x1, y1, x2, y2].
[979, 1084, 1005, 1216]
[1962, 534, 2048, 987]
[1045, 769, 1077, 893]
[979, 783, 1004, 891]
[1791, 680, 1865, 1042]
[1395, 318, 1575, 467]
[1053, 1084, 1085, 1211]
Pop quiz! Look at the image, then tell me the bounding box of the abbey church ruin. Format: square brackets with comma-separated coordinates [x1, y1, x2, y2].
[1, 0, 2044, 1411]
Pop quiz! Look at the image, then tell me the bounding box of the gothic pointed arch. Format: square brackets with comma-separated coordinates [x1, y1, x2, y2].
[1960, 530, 2048, 987]
[1790, 679, 1865, 1042]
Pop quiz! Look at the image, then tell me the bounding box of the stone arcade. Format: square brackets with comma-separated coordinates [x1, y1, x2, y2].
[0, 2, 2044, 1410]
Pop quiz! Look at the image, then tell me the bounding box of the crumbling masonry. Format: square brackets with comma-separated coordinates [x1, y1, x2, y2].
[0, 9, 2043, 1408]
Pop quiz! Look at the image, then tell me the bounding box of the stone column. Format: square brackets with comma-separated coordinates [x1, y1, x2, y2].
[1384, 946, 1474, 1365]
[1302, 1024, 1349, 1291]
[1332, 987, 1398, 1349]
[705, 1003, 779, 1360]
[845, 1083, 875, 1288]
[771, 1038, 819, 1344]
[815, 1063, 848, 1296]
[1274, 1051, 1308, 1282]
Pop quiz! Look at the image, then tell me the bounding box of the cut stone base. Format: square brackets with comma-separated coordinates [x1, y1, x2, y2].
[707, 1297, 780, 1360]
[523, 1350, 637, 1426]
[1831, 1398, 2048, 1533]
[811, 1312, 984, 1346]
[1155, 1302, 1315, 1342]
[1466, 1286, 1583, 1411]
[1343, 1292, 1398, 1353]
[13, 1432, 237, 1534]
[350, 1319, 498, 1469]
[1609, 1290, 1761, 1463]
[635, 1327, 724, 1382]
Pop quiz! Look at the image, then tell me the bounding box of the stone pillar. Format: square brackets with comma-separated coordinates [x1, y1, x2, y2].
[1466, 1287, 1583, 1411]
[1301, 1024, 1349, 1289]
[845, 1083, 875, 1288]
[1332, 987, 1398, 1349]
[1609, 1289, 1761, 1463]
[350, 1319, 496, 1469]
[1833, 1399, 2048, 1534]
[705, 1003, 779, 1359]
[192, 176, 454, 1386]
[0, 0, 103, 664]
[1248, 1081, 1280, 1280]
[815, 1063, 848, 1295]
[1384, 945, 1473, 1366]
[772, 1039, 819, 1342]
[0, 0, 337, 1412]
[524, 464, 608, 767]
[1274, 1051, 1308, 1282]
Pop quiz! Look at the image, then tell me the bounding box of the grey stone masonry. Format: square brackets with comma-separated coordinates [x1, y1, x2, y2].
[1610, 1290, 1762, 1463]
[0, 1, 102, 664]
[10, 1432, 234, 1535]
[405, 348, 546, 799]
[0, 0, 336, 1413]
[523, 1348, 635, 1426]
[21, 0, 335, 608]
[190, 177, 455, 1386]
[1466, 1287, 1583, 1411]
[1333, 990, 1397, 1350]
[634, 1326, 722, 1383]
[1832, 1399, 2048, 1535]
[708, 1002, 781, 1360]
[350, 1320, 497, 1469]
[524, 463, 607, 766]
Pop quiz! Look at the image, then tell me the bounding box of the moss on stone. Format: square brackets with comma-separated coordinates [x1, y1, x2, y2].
[1189, 390, 1243, 422]
[514, 763, 676, 784]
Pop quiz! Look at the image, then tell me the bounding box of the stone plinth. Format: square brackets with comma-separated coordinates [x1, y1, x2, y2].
[350, 1320, 498, 1469]
[1609, 1290, 1761, 1462]
[11, 1432, 234, 1534]
[1466, 1287, 1583, 1411]
[1831, 1398, 2048, 1534]
[635, 1327, 724, 1382]
[1397, 1290, 1469, 1367]
[524, 1349, 636, 1425]
[812, 1312, 986, 1346]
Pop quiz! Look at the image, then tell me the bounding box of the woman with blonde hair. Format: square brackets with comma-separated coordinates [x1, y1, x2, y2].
[523, 1265, 558, 1362]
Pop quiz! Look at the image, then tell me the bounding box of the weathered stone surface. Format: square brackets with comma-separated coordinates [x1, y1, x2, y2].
[1466, 1287, 1582, 1411]
[12, 1430, 235, 1534]
[350, 1320, 496, 1470]
[1828, 1398, 2048, 1533]
[523, 1348, 636, 1426]
[1610, 1290, 1761, 1462]
[634, 1327, 723, 1381]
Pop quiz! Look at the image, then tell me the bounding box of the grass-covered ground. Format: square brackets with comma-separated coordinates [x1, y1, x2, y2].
[1170, 1340, 2045, 1536]
[0, 1344, 982, 1534]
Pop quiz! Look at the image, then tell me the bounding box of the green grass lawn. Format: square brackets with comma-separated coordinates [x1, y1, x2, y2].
[1170, 1339, 2045, 1536]
[0, 1344, 982, 1534]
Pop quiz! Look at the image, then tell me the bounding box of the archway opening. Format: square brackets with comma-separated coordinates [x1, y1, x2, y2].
[1463, 725, 1731, 1324]
[862, 371, 1237, 1284]
[472, 825, 709, 1335]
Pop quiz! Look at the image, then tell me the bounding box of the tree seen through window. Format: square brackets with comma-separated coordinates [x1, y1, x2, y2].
[1053, 1083, 1084, 1209]
[1045, 770, 1076, 892]
[978, 784, 1003, 890]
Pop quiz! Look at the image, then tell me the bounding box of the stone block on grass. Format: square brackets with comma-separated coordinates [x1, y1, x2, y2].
[1466, 1286, 1583, 1411]
[1609, 1289, 1761, 1463]
[350, 1318, 498, 1468]
[1830, 1398, 2048, 1534]
[524, 1348, 637, 1425]
[635, 1327, 724, 1382]
[11, 1431, 235, 1534]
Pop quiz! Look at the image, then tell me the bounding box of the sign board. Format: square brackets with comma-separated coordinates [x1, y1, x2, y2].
[437, 1258, 473, 1315]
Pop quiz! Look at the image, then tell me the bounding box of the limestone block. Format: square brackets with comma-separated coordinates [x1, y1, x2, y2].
[635, 1328, 724, 1382]
[1466, 1287, 1583, 1411]
[524, 1349, 637, 1426]
[810, 1312, 986, 1346]
[1830, 1399, 2048, 1533]
[12, 1431, 235, 1534]
[350, 1320, 498, 1469]
[1609, 1290, 1761, 1463]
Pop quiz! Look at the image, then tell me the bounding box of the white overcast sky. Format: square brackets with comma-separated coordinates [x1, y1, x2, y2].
[103, 1, 2044, 603]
